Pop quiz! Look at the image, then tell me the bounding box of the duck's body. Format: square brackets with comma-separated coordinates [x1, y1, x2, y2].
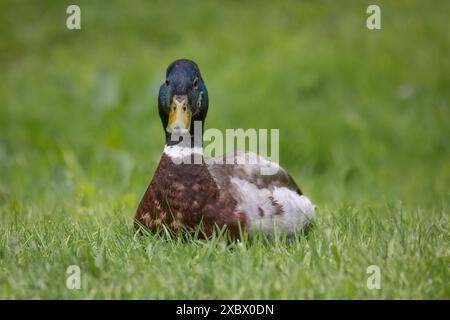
[135, 59, 315, 239]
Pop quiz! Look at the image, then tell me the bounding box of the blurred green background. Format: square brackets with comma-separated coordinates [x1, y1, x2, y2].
[0, 1, 448, 299]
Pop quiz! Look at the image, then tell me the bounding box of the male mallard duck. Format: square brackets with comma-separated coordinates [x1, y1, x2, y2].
[135, 59, 315, 238]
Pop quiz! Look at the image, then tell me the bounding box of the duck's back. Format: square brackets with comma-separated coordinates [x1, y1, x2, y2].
[206, 152, 315, 236]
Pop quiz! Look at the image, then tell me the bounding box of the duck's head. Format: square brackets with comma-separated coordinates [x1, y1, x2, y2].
[158, 59, 209, 144]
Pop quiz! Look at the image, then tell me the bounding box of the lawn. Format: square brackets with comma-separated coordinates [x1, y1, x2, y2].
[0, 0, 448, 299]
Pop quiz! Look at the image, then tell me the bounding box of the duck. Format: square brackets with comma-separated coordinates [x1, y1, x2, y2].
[135, 59, 315, 239]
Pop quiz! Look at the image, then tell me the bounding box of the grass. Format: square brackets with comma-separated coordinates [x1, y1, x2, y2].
[0, 0, 449, 299]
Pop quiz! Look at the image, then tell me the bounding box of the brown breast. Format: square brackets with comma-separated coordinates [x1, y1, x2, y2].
[135, 154, 247, 239]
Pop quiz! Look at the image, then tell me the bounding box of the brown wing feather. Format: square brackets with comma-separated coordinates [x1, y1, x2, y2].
[206, 151, 303, 195]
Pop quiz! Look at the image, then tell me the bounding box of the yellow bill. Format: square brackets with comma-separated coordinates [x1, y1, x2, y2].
[166, 95, 192, 134]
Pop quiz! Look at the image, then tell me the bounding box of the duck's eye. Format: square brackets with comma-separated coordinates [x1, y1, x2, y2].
[183, 106, 187, 112]
[193, 78, 199, 90]
[165, 79, 170, 86]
